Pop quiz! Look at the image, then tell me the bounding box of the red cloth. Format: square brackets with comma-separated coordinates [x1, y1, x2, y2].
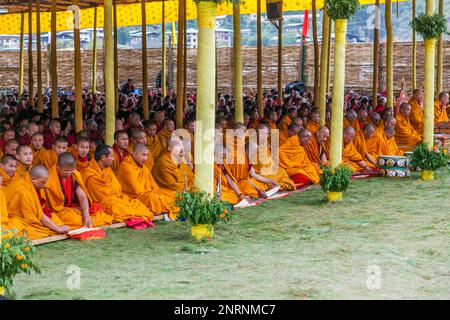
[125, 218, 155, 230]
[43, 130, 59, 150]
[18, 134, 31, 146]
[302, 10, 309, 38]
[69, 229, 107, 241]
[289, 173, 312, 190]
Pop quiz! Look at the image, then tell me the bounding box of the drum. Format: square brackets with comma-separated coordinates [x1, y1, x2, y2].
[378, 155, 411, 178]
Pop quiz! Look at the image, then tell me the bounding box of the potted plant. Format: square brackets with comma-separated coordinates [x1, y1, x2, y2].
[320, 165, 353, 202]
[175, 190, 233, 241]
[411, 143, 449, 180]
[1, 230, 40, 298]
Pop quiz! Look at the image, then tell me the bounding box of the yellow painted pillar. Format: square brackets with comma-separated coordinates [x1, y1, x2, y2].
[436, 0, 443, 95]
[105, 0, 115, 146]
[329, 20, 348, 169]
[318, 7, 330, 126]
[385, 0, 393, 108]
[113, 0, 119, 111]
[162, 0, 167, 97]
[194, 1, 217, 195]
[142, 0, 149, 120]
[277, 8, 283, 107]
[19, 13, 25, 98]
[257, 0, 263, 118]
[28, 1, 34, 108]
[176, 0, 186, 128]
[312, 0, 319, 103]
[92, 6, 98, 94]
[36, 0, 43, 113]
[423, 0, 436, 149]
[51, 0, 58, 119]
[326, 18, 332, 93]
[233, 3, 243, 123]
[412, 0, 417, 90]
[73, 1, 82, 133]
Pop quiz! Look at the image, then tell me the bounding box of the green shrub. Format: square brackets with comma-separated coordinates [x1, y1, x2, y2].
[411, 13, 448, 40]
[411, 143, 450, 171]
[326, 0, 360, 20]
[320, 165, 353, 192]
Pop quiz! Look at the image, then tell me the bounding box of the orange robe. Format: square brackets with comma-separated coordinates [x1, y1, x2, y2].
[31, 147, 47, 166]
[82, 160, 154, 222]
[6, 177, 64, 240]
[42, 166, 112, 229]
[116, 156, 176, 216]
[385, 136, 404, 156]
[112, 146, 129, 173]
[152, 151, 194, 193]
[365, 133, 388, 161]
[127, 142, 155, 171]
[305, 120, 320, 135]
[395, 113, 422, 151]
[434, 100, 449, 123]
[0, 167, 17, 188]
[40, 149, 58, 170]
[409, 97, 424, 135]
[253, 144, 295, 191]
[146, 134, 164, 160]
[304, 134, 328, 167]
[214, 163, 241, 205]
[277, 115, 292, 145]
[279, 135, 320, 185]
[341, 142, 365, 172]
[158, 129, 173, 148]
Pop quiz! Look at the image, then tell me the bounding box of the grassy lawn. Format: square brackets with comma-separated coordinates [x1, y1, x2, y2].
[12, 170, 450, 300]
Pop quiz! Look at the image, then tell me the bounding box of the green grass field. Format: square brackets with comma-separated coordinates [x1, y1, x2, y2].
[13, 170, 450, 300]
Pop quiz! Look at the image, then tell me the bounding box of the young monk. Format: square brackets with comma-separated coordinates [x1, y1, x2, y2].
[158, 118, 175, 148]
[112, 130, 130, 173]
[82, 144, 155, 223]
[280, 118, 303, 146]
[408, 89, 424, 135]
[395, 103, 422, 151]
[277, 107, 298, 141]
[359, 124, 379, 167]
[70, 137, 91, 172]
[40, 136, 69, 170]
[18, 122, 39, 146]
[31, 132, 47, 166]
[6, 165, 70, 240]
[152, 136, 194, 193]
[116, 143, 176, 218]
[43, 119, 61, 150]
[434, 92, 449, 123]
[305, 109, 320, 135]
[4, 139, 19, 160]
[384, 127, 404, 156]
[16, 145, 33, 180]
[144, 120, 163, 160]
[279, 128, 320, 188]
[0, 128, 15, 152]
[0, 154, 18, 188]
[42, 152, 113, 229]
[304, 126, 330, 166]
[128, 128, 155, 171]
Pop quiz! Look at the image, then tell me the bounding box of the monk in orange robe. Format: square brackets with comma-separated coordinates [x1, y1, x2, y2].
[82, 144, 155, 222]
[69, 137, 92, 172]
[305, 109, 321, 135]
[30, 132, 48, 166]
[278, 107, 298, 144]
[361, 124, 384, 165]
[158, 118, 175, 148]
[40, 136, 69, 170]
[279, 129, 320, 188]
[112, 130, 130, 173]
[152, 137, 194, 193]
[343, 109, 358, 129]
[4, 139, 19, 160]
[368, 112, 384, 136]
[42, 152, 112, 229]
[260, 110, 278, 130]
[16, 144, 34, 181]
[395, 103, 422, 151]
[6, 165, 70, 240]
[0, 154, 18, 188]
[1, 176, 12, 231]
[384, 127, 404, 156]
[252, 124, 295, 191]
[304, 126, 330, 166]
[434, 92, 450, 123]
[129, 128, 155, 171]
[116, 143, 176, 217]
[144, 120, 163, 160]
[408, 89, 424, 135]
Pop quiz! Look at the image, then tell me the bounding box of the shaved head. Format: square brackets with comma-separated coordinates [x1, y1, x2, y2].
[133, 142, 148, 153]
[30, 165, 49, 179]
[57, 152, 76, 168]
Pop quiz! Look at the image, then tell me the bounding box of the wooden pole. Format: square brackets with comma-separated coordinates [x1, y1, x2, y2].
[233, 3, 243, 123]
[105, 0, 115, 146]
[142, 0, 149, 120]
[176, 0, 185, 128]
[318, 7, 330, 126]
[113, 0, 119, 111]
[183, 5, 188, 109]
[412, 0, 417, 90]
[51, 0, 58, 119]
[326, 18, 332, 93]
[92, 6, 98, 94]
[436, 0, 443, 95]
[19, 13, 25, 98]
[257, 0, 263, 118]
[73, 1, 82, 133]
[372, 0, 380, 111]
[423, 0, 436, 149]
[277, 6, 283, 107]
[28, 1, 34, 108]
[162, 0, 167, 97]
[36, 0, 43, 113]
[312, 0, 319, 104]
[385, 0, 394, 108]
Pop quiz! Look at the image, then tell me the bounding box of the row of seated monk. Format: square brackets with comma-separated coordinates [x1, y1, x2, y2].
[0, 90, 449, 241]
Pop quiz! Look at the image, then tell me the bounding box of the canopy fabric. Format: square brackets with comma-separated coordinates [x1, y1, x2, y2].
[0, 0, 398, 35]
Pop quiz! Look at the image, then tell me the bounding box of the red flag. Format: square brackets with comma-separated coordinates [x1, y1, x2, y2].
[302, 10, 309, 38]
